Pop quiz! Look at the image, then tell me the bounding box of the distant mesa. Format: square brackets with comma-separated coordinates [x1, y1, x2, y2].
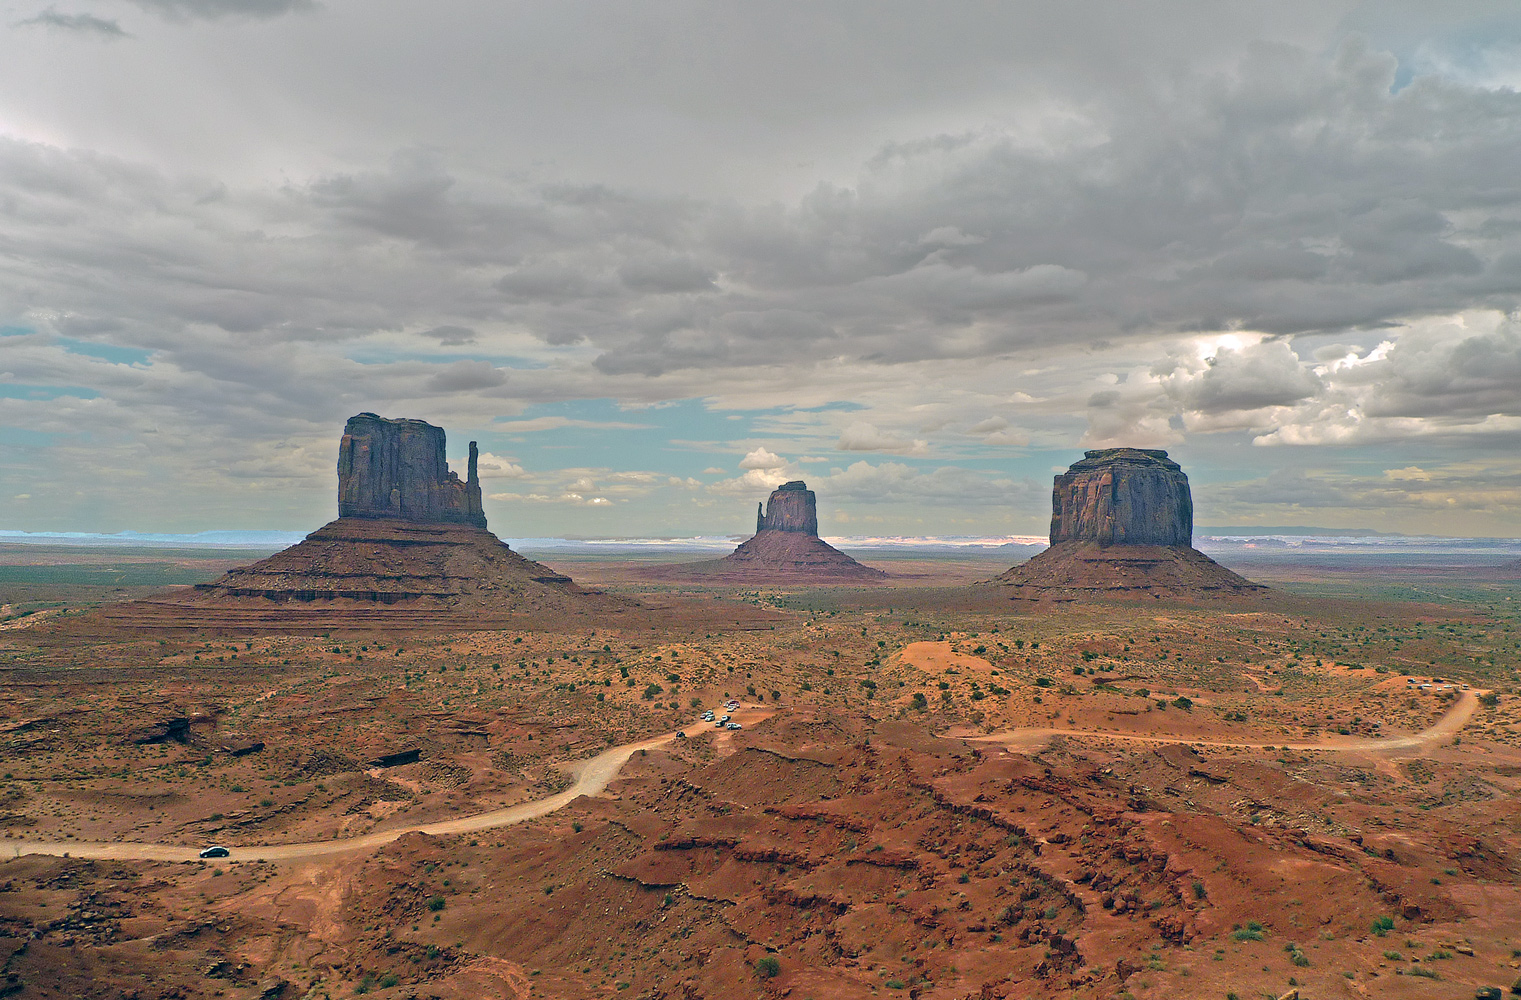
[990, 448, 1264, 600]
[644, 481, 887, 583]
[150, 413, 622, 623]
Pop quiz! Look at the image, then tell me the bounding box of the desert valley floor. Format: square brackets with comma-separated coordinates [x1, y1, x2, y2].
[0, 545, 1519, 1000]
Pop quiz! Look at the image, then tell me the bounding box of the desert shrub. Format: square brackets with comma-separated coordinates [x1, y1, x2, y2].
[1231, 922, 1265, 942]
[1172, 696, 1193, 710]
[755, 956, 780, 979]
[1480, 691, 1499, 707]
[911, 692, 928, 710]
[1191, 881, 1206, 900]
[1035, 677, 1053, 688]
[1371, 915, 1395, 936]
[642, 683, 663, 700]
[426, 897, 446, 912]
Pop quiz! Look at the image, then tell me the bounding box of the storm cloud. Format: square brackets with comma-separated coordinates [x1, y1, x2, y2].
[2, 2, 1521, 535]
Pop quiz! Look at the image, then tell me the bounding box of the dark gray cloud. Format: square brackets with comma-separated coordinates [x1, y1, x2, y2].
[127, 0, 311, 21]
[4, 4, 1521, 533]
[16, 8, 127, 35]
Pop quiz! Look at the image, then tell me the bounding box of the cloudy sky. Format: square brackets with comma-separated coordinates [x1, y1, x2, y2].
[3, 1, 1521, 538]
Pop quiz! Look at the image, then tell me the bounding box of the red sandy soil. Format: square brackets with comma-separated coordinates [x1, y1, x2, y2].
[1, 572, 1520, 998]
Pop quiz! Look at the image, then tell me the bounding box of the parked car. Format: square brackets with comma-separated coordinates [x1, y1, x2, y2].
[726, 722, 742, 731]
[199, 846, 230, 859]
[675, 731, 686, 739]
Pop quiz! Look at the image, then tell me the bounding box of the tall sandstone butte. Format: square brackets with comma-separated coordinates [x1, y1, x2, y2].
[992, 448, 1261, 599]
[175, 413, 621, 620]
[756, 481, 820, 535]
[337, 413, 486, 529]
[1050, 448, 1192, 546]
[644, 480, 885, 582]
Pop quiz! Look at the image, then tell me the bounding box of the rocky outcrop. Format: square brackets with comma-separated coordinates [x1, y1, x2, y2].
[990, 449, 1263, 599]
[1051, 448, 1191, 546]
[757, 481, 819, 535]
[644, 480, 886, 583]
[337, 413, 485, 529]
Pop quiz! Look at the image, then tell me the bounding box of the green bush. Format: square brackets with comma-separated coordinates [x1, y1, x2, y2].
[426, 896, 446, 912]
[1231, 921, 1265, 942]
[1371, 915, 1395, 936]
[755, 956, 780, 979]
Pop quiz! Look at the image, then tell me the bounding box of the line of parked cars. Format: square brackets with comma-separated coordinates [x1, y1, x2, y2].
[700, 708, 741, 730]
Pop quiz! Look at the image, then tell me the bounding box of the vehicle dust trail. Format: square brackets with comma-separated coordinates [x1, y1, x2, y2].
[967, 689, 1486, 754]
[1, 728, 685, 865]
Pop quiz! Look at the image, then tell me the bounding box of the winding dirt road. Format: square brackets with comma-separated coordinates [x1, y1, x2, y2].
[1, 729, 681, 864]
[967, 688, 1487, 753]
[0, 694, 1484, 866]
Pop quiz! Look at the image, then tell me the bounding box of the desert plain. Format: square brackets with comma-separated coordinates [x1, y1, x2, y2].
[0, 542, 1517, 1000]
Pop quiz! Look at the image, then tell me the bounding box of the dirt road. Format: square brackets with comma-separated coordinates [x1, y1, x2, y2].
[1, 729, 682, 864]
[968, 688, 1487, 753]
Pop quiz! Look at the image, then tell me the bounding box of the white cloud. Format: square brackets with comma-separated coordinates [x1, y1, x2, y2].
[836, 421, 929, 455]
[467, 452, 525, 478]
[738, 447, 786, 470]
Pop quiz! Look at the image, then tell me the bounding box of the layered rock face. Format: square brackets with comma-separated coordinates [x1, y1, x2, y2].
[645, 480, 886, 582]
[756, 481, 819, 535]
[337, 413, 485, 529]
[1050, 449, 1191, 546]
[991, 449, 1262, 599]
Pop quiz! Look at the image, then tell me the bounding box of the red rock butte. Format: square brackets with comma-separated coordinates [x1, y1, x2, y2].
[991, 448, 1264, 600]
[92, 414, 629, 630]
[644, 481, 887, 583]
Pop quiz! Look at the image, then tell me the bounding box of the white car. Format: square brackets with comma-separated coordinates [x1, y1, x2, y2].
[726, 722, 742, 731]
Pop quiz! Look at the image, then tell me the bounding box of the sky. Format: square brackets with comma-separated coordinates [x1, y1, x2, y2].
[3, 1, 1521, 539]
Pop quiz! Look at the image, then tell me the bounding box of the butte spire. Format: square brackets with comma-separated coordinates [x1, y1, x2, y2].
[990, 448, 1263, 599]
